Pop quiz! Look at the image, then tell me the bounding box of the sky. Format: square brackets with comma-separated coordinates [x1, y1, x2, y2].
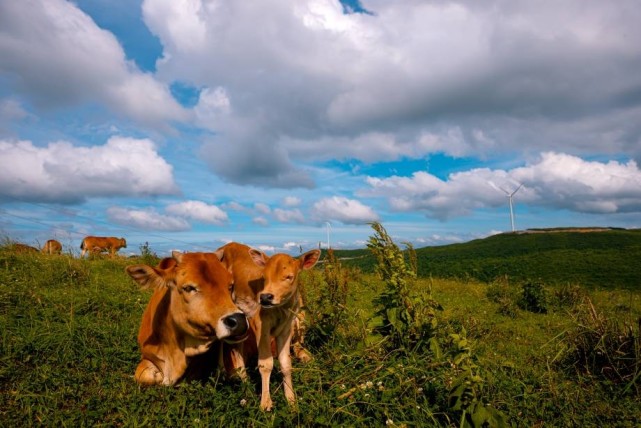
[1, 0, 641, 256]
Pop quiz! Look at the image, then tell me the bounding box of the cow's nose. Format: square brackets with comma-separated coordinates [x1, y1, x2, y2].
[223, 312, 248, 336]
[259, 293, 274, 306]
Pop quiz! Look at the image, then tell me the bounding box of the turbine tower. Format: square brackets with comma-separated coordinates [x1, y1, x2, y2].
[325, 221, 332, 249]
[490, 181, 523, 232]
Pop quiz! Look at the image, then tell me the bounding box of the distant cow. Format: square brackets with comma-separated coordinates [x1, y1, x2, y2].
[80, 236, 126, 257]
[11, 243, 39, 253]
[217, 242, 320, 411]
[126, 251, 249, 386]
[41, 239, 62, 255]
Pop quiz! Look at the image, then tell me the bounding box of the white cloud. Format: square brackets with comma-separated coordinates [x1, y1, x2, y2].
[107, 206, 190, 231]
[257, 244, 276, 253]
[0, 136, 178, 203]
[0, 98, 28, 122]
[283, 196, 301, 207]
[0, 0, 187, 129]
[140, 0, 641, 188]
[311, 196, 379, 224]
[273, 208, 305, 223]
[254, 203, 271, 215]
[165, 200, 228, 225]
[283, 241, 300, 250]
[364, 152, 641, 219]
[253, 216, 269, 226]
[224, 201, 246, 211]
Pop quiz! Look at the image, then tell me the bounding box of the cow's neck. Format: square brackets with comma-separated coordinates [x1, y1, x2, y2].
[262, 286, 301, 337]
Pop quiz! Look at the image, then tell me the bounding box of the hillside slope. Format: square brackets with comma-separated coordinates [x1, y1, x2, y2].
[333, 228, 641, 289]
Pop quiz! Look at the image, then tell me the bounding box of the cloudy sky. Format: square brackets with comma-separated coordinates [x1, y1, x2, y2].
[1, 0, 641, 256]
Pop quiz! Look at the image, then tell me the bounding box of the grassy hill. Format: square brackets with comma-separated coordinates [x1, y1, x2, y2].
[333, 228, 641, 289]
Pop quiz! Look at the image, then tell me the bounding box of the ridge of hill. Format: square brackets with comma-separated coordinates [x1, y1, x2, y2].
[332, 228, 641, 289]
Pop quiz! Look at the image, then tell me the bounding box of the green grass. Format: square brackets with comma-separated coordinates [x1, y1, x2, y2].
[1, 248, 640, 426]
[335, 228, 641, 289]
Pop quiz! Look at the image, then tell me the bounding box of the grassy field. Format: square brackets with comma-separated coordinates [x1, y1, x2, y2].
[1, 243, 640, 426]
[334, 228, 641, 289]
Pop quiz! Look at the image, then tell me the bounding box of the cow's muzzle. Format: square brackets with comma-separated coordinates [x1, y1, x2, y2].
[222, 312, 249, 343]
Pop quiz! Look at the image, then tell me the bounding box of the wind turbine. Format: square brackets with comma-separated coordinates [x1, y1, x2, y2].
[490, 181, 523, 232]
[325, 221, 332, 249]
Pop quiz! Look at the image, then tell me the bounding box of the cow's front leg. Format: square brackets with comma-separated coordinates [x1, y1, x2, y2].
[276, 332, 296, 406]
[257, 329, 274, 411]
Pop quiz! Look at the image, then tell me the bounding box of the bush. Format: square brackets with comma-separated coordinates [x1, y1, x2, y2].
[552, 283, 586, 309]
[518, 280, 548, 314]
[303, 250, 352, 348]
[559, 298, 641, 395]
[486, 277, 519, 318]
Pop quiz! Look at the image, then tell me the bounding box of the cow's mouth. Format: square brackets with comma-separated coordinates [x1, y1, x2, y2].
[260, 299, 287, 309]
[223, 330, 250, 344]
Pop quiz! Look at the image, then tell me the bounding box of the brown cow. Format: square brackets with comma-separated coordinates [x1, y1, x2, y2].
[126, 251, 249, 386]
[217, 242, 313, 375]
[218, 242, 320, 410]
[80, 236, 126, 257]
[41, 239, 62, 255]
[11, 243, 39, 253]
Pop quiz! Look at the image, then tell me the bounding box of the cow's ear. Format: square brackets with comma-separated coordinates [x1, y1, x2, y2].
[171, 250, 184, 264]
[300, 249, 321, 270]
[214, 248, 225, 261]
[126, 265, 166, 289]
[249, 248, 267, 267]
[157, 257, 177, 270]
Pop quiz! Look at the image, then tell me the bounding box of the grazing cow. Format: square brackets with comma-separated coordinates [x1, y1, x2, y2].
[218, 242, 320, 410]
[126, 251, 249, 386]
[42, 239, 62, 255]
[80, 236, 126, 257]
[11, 243, 39, 253]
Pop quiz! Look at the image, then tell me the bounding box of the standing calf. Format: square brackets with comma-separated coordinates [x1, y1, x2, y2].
[251, 248, 320, 410]
[218, 242, 320, 410]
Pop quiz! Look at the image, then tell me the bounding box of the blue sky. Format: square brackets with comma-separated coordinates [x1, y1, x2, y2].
[1, 0, 641, 256]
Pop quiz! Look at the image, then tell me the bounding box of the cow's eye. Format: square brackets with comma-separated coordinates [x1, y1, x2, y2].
[182, 285, 197, 293]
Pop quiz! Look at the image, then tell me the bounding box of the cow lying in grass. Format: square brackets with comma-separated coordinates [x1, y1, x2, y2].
[217, 242, 320, 410]
[126, 251, 249, 386]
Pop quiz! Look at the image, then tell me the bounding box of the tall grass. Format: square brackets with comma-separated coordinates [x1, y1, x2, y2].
[1, 240, 640, 426]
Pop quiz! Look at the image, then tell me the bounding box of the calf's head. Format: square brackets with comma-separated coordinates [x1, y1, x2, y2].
[127, 251, 248, 342]
[250, 249, 321, 308]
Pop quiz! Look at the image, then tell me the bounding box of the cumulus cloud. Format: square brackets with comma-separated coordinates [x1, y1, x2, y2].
[0, 136, 178, 203]
[273, 208, 305, 223]
[107, 206, 190, 231]
[165, 200, 228, 225]
[140, 0, 641, 186]
[254, 203, 271, 215]
[364, 152, 641, 219]
[253, 216, 269, 226]
[311, 196, 379, 224]
[0, 0, 187, 129]
[283, 196, 301, 207]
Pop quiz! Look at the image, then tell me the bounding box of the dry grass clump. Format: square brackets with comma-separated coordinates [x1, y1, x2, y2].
[561, 298, 640, 394]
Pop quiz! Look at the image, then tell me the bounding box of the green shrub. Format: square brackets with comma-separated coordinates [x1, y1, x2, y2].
[552, 283, 586, 309]
[304, 249, 352, 348]
[518, 280, 548, 314]
[559, 298, 640, 395]
[487, 277, 519, 318]
[367, 222, 508, 427]
[367, 222, 441, 353]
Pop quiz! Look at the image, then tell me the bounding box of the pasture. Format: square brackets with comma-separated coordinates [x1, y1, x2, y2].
[0, 239, 640, 427]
